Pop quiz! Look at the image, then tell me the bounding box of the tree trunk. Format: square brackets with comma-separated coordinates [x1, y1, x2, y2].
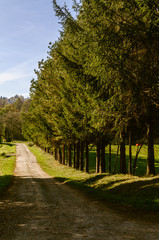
[128, 131, 132, 175]
[133, 145, 142, 175]
[120, 133, 126, 174]
[85, 141, 89, 173]
[55, 148, 58, 160]
[96, 141, 100, 173]
[59, 148, 62, 164]
[76, 141, 80, 169]
[73, 144, 76, 168]
[101, 138, 106, 173]
[57, 148, 59, 162]
[80, 141, 84, 171]
[68, 144, 72, 167]
[147, 122, 155, 175]
[65, 145, 68, 165]
[108, 143, 111, 173]
[113, 145, 120, 174]
[62, 145, 65, 165]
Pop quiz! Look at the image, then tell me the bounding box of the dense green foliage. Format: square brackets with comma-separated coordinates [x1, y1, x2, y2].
[0, 96, 27, 142]
[22, 0, 159, 176]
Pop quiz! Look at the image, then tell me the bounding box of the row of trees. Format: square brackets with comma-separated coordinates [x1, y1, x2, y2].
[22, 0, 159, 175]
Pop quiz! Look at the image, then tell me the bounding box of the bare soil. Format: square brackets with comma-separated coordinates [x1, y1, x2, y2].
[0, 143, 159, 240]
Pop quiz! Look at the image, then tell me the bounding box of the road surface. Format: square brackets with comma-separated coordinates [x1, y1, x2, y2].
[0, 143, 159, 240]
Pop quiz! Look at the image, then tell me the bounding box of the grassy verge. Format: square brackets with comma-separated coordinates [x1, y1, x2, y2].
[27, 144, 159, 211]
[0, 143, 16, 196]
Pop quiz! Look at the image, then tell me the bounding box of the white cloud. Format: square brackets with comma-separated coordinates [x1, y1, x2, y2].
[0, 60, 35, 85]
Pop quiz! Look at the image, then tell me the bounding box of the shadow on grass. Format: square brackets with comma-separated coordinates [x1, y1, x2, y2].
[108, 177, 159, 196]
[54, 174, 130, 188]
[1, 142, 15, 147]
[1, 175, 159, 239]
[1, 173, 159, 213]
[83, 175, 107, 184]
[53, 175, 159, 211]
[106, 177, 159, 210]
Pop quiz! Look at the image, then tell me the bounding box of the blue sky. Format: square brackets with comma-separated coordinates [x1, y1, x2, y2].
[0, 0, 74, 98]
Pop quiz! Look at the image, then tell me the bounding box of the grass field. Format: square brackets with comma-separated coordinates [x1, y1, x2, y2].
[74, 144, 159, 176]
[0, 143, 16, 196]
[27, 144, 159, 211]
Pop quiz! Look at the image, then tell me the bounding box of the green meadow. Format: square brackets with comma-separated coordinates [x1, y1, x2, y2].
[89, 144, 159, 175]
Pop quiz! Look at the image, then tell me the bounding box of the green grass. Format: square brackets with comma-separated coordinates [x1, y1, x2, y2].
[70, 144, 159, 176]
[88, 144, 159, 176]
[0, 143, 16, 195]
[27, 144, 159, 211]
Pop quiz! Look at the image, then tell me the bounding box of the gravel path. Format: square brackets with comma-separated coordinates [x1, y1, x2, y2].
[0, 143, 159, 240]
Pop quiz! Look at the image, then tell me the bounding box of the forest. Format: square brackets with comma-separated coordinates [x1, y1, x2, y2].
[0, 95, 30, 142]
[4, 0, 159, 176]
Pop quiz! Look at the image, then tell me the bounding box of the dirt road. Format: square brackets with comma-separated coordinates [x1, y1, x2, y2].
[0, 143, 159, 240]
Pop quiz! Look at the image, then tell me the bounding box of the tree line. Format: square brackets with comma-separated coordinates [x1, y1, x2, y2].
[22, 0, 159, 176]
[0, 96, 30, 142]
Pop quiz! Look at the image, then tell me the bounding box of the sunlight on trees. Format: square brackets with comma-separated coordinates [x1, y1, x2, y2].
[21, 0, 159, 176]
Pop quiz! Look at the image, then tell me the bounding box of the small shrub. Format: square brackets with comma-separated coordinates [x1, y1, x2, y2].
[28, 142, 34, 147]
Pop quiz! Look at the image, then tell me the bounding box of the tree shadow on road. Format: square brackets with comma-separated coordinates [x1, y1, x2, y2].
[0, 175, 13, 197]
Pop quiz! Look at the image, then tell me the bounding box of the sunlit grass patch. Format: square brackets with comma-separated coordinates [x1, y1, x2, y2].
[0, 143, 16, 195]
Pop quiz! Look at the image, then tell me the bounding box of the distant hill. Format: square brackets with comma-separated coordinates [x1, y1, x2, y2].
[0, 95, 27, 108]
